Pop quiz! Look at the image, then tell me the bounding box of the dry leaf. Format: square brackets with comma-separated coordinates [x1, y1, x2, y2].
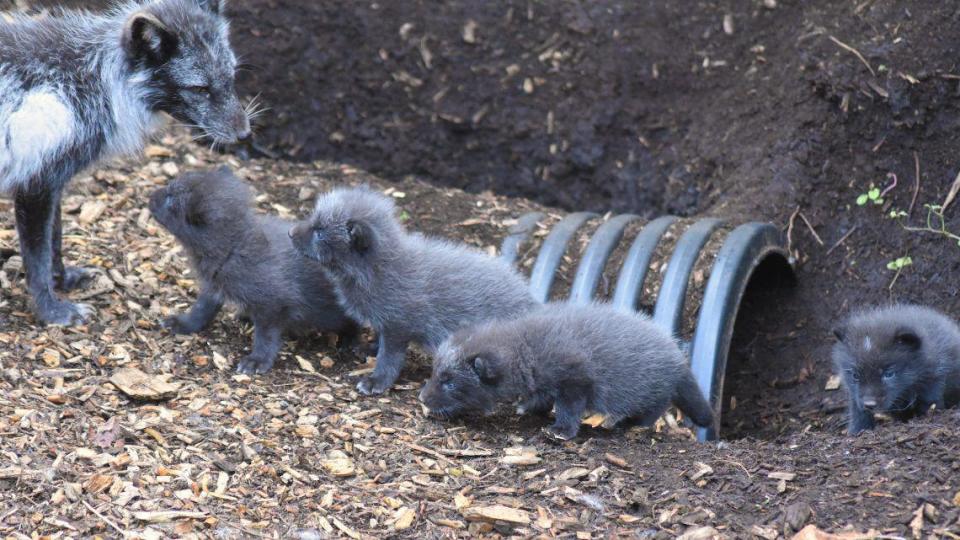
[393, 506, 415, 530]
[825, 375, 841, 391]
[296, 355, 315, 372]
[581, 413, 605, 428]
[42, 348, 61, 368]
[212, 351, 230, 371]
[909, 505, 923, 539]
[454, 492, 471, 511]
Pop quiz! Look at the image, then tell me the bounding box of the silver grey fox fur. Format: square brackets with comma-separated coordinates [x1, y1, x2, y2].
[150, 167, 357, 374]
[833, 304, 960, 435]
[419, 302, 716, 440]
[289, 186, 539, 395]
[1, 0, 250, 326]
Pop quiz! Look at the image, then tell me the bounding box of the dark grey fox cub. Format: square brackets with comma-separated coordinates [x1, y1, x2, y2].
[289, 187, 539, 395]
[150, 168, 357, 374]
[419, 302, 715, 440]
[833, 304, 960, 434]
[1, 0, 250, 325]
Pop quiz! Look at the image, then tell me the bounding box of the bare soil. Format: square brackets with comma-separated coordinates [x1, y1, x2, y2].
[3, 0, 960, 538]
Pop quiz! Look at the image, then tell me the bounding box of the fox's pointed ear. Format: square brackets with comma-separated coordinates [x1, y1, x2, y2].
[832, 325, 847, 343]
[894, 328, 921, 349]
[196, 0, 225, 14]
[347, 220, 372, 254]
[184, 197, 207, 227]
[124, 12, 177, 64]
[471, 356, 500, 384]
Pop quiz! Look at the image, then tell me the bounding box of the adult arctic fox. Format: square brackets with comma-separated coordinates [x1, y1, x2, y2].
[0, 0, 250, 325]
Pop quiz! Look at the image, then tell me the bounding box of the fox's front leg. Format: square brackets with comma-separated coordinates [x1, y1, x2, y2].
[14, 186, 91, 325]
[235, 320, 284, 375]
[51, 193, 92, 292]
[163, 289, 223, 334]
[356, 331, 408, 395]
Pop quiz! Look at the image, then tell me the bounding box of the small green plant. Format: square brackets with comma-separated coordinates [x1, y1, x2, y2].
[886, 256, 912, 271]
[888, 204, 960, 247]
[856, 184, 883, 206]
[886, 255, 912, 290]
[399, 210, 411, 222]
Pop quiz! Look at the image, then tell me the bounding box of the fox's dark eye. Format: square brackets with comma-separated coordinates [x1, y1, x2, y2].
[846, 369, 859, 382]
[188, 86, 211, 97]
[312, 228, 324, 242]
[441, 379, 455, 392]
[882, 367, 896, 381]
[163, 193, 174, 209]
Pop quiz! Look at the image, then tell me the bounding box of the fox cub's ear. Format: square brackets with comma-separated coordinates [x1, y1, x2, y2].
[893, 328, 921, 349]
[123, 12, 177, 64]
[347, 220, 372, 254]
[471, 356, 500, 384]
[196, 0, 226, 14]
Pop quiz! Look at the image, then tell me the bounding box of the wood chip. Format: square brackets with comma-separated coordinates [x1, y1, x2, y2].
[133, 511, 207, 523]
[462, 505, 530, 526]
[790, 525, 879, 540]
[321, 456, 356, 477]
[109, 368, 181, 400]
[604, 453, 629, 468]
[501, 446, 541, 466]
[332, 518, 361, 539]
[78, 200, 107, 224]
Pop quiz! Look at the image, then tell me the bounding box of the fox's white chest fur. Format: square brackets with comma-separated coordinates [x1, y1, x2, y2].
[0, 84, 77, 193]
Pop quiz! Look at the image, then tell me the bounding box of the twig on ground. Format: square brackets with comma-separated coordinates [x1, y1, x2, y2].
[888, 267, 904, 291]
[798, 212, 824, 246]
[909, 151, 920, 216]
[786, 205, 800, 253]
[826, 226, 858, 255]
[81, 499, 129, 538]
[828, 35, 876, 77]
[879, 172, 897, 198]
[941, 169, 960, 213]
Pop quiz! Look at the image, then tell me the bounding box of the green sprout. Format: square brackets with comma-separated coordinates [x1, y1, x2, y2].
[399, 210, 411, 222]
[889, 204, 960, 246]
[886, 256, 912, 271]
[886, 255, 912, 290]
[856, 184, 883, 206]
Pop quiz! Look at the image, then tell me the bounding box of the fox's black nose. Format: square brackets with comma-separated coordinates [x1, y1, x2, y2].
[862, 398, 878, 410]
[236, 130, 251, 142]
